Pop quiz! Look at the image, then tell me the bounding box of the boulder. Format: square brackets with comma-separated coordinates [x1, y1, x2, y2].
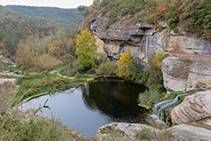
[162, 56, 211, 92]
[96, 122, 211, 141]
[162, 57, 187, 92]
[170, 90, 211, 124]
[171, 124, 211, 141]
[197, 76, 211, 90]
[96, 122, 159, 141]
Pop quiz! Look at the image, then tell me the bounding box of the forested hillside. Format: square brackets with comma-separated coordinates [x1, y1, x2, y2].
[85, 0, 211, 39]
[6, 5, 83, 29]
[0, 5, 58, 55]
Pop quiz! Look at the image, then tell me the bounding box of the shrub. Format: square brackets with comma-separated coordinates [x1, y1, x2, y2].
[139, 127, 174, 141]
[91, 53, 107, 70]
[139, 88, 163, 108]
[96, 62, 117, 75]
[139, 52, 168, 108]
[0, 83, 82, 140]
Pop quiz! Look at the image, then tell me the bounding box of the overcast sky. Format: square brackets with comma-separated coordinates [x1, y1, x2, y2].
[0, 0, 94, 9]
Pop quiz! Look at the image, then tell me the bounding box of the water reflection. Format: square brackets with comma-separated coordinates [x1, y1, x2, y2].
[20, 78, 147, 137]
[82, 78, 147, 122]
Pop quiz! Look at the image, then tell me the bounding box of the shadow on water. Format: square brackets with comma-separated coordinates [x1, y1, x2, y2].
[82, 78, 147, 122]
[20, 78, 148, 137]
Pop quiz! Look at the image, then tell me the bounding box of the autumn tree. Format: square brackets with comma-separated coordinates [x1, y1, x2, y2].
[76, 29, 97, 69]
[48, 39, 63, 57]
[116, 48, 143, 80]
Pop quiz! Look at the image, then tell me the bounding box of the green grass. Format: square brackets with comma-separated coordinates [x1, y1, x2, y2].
[15, 72, 109, 105]
[0, 83, 85, 141]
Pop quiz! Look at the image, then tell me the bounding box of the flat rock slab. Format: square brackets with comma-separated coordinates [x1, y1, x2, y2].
[96, 122, 159, 141]
[0, 78, 16, 84]
[171, 124, 211, 141]
[96, 122, 211, 141]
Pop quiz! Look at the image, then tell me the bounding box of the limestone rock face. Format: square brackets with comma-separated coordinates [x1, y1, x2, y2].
[89, 16, 211, 64]
[170, 90, 211, 124]
[162, 56, 211, 92]
[95, 36, 105, 54]
[162, 57, 187, 92]
[171, 124, 211, 141]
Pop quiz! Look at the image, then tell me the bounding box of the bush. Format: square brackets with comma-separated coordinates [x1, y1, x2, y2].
[139, 88, 163, 108]
[96, 62, 117, 75]
[92, 53, 107, 70]
[0, 83, 83, 140]
[139, 127, 174, 141]
[139, 52, 168, 108]
[72, 60, 85, 74]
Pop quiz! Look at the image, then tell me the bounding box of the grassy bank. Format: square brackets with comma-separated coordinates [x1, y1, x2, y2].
[15, 70, 116, 105]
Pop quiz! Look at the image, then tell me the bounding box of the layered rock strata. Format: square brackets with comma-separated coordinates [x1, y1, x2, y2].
[170, 90, 211, 124]
[89, 16, 211, 64]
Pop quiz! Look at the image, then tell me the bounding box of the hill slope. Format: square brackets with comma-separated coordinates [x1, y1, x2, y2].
[0, 5, 57, 55]
[6, 5, 83, 29]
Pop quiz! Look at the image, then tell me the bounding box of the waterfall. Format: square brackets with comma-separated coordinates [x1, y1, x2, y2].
[151, 89, 204, 123]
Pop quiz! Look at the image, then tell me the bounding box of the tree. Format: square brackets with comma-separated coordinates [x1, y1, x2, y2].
[48, 39, 63, 57]
[76, 29, 97, 69]
[116, 48, 142, 80]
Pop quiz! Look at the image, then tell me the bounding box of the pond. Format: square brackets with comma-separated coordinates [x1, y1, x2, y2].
[19, 78, 148, 137]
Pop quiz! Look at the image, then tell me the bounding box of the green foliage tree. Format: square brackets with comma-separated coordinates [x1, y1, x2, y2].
[76, 29, 97, 69]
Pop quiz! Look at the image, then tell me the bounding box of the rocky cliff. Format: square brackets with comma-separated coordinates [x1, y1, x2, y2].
[89, 16, 211, 64]
[162, 55, 211, 92]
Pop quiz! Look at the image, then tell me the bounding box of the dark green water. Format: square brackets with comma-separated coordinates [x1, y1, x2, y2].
[20, 78, 148, 137]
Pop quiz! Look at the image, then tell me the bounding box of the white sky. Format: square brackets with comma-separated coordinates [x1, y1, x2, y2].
[0, 0, 94, 9]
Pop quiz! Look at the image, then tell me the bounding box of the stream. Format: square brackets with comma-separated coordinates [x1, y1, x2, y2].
[152, 89, 204, 123]
[19, 78, 148, 137]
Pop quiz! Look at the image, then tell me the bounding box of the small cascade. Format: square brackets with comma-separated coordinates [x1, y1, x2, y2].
[151, 89, 204, 123]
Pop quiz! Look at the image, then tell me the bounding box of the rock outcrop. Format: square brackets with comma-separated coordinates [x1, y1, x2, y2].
[162, 56, 211, 92]
[171, 124, 211, 141]
[89, 16, 211, 64]
[96, 122, 211, 141]
[170, 90, 211, 124]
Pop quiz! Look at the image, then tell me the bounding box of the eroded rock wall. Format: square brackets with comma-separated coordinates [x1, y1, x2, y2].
[162, 56, 211, 92]
[89, 16, 211, 64]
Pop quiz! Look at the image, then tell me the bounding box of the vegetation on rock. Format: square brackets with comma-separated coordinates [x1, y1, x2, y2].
[85, 0, 211, 39]
[139, 52, 168, 108]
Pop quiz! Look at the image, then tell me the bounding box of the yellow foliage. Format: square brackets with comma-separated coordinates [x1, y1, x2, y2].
[116, 48, 135, 80]
[48, 40, 63, 57]
[151, 52, 167, 68]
